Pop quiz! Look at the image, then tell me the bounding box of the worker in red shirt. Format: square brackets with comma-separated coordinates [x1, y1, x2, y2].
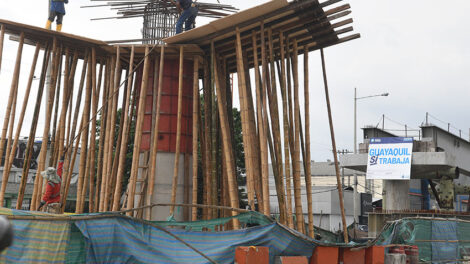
[38, 157, 64, 214]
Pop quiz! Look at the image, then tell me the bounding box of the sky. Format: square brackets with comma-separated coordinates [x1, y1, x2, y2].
[0, 0, 469, 162]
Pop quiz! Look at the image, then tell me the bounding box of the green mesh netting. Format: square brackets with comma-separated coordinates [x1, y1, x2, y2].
[376, 218, 470, 263]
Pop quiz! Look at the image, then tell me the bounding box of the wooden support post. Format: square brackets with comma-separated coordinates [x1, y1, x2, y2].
[303, 46, 314, 238]
[0, 25, 4, 73]
[278, 32, 294, 229]
[11, 43, 40, 209]
[320, 48, 349, 243]
[62, 121, 83, 213]
[169, 46, 185, 216]
[214, 46, 240, 229]
[31, 39, 59, 210]
[113, 46, 136, 211]
[0, 32, 24, 204]
[202, 59, 212, 220]
[235, 28, 256, 211]
[292, 39, 305, 233]
[191, 57, 199, 221]
[127, 46, 150, 216]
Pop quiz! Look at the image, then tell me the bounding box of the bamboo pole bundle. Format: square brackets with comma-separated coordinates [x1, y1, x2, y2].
[214, 45, 239, 229]
[267, 27, 288, 223]
[112, 47, 135, 212]
[0, 32, 24, 171]
[191, 57, 199, 221]
[234, 29, 256, 211]
[0, 25, 4, 73]
[169, 46, 185, 216]
[31, 39, 60, 210]
[89, 54, 102, 213]
[320, 49, 349, 243]
[108, 68, 127, 210]
[19, 43, 51, 210]
[144, 46, 165, 218]
[0, 32, 24, 204]
[61, 52, 90, 211]
[99, 56, 115, 212]
[278, 32, 294, 229]
[303, 46, 314, 238]
[291, 39, 305, 233]
[103, 49, 121, 211]
[96, 58, 111, 212]
[127, 46, 150, 216]
[36, 44, 64, 207]
[76, 48, 94, 213]
[9, 43, 40, 209]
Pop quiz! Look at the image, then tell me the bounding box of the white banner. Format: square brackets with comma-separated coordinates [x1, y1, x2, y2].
[366, 137, 413, 180]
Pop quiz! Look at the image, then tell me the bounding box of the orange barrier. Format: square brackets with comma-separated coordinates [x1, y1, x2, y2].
[234, 246, 269, 264]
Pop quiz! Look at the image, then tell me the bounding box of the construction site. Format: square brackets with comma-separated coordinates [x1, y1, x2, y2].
[0, 0, 469, 263]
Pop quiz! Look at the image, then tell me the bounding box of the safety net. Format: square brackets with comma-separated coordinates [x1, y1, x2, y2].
[376, 217, 470, 263]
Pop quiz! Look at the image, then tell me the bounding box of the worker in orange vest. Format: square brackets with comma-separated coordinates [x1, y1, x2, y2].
[45, 0, 69, 32]
[38, 157, 64, 214]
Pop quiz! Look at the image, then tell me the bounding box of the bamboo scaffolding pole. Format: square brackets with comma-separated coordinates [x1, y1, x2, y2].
[113, 46, 136, 211]
[89, 57, 103, 213]
[31, 39, 60, 210]
[97, 58, 111, 212]
[76, 48, 94, 213]
[0, 25, 4, 73]
[107, 74, 124, 211]
[60, 52, 89, 211]
[251, 31, 268, 216]
[127, 46, 150, 216]
[144, 47, 164, 218]
[202, 59, 211, 220]
[234, 28, 256, 211]
[103, 50, 121, 211]
[9, 43, 39, 208]
[18, 43, 50, 210]
[291, 39, 305, 233]
[62, 120, 83, 213]
[320, 48, 349, 243]
[62, 51, 79, 157]
[99, 56, 115, 212]
[211, 45, 220, 220]
[0, 32, 24, 204]
[191, 57, 199, 221]
[50, 53, 63, 167]
[169, 46, 185, 216]
[0, 32, 24, 171]
[267, 27, 288, 222]
[214, 45, 240, 229]
[303, 46, 314, 238]
[278, 32, 294, 229]
[108, 68, 126, 210]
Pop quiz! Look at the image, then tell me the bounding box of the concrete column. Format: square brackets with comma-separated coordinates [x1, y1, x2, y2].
[136, 152, 192, 221]
[383, 180, 410, 210]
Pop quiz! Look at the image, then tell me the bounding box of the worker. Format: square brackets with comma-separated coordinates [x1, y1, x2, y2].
[175, 0, 199, 34]
[45, 0, 69, 32]
[38, 156, 64, 214]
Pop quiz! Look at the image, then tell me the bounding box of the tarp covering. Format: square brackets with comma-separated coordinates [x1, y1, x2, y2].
[0, 208, 322, 263]
[75, 217, 316, 263]
[376, 217, 470, 263]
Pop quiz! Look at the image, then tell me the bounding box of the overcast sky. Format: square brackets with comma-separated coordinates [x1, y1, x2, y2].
[0, 0, 469, 162]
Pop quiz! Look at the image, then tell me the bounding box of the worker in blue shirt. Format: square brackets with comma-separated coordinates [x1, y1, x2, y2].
[175, 0, 198, 34]
[45, 0, 69, 32]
